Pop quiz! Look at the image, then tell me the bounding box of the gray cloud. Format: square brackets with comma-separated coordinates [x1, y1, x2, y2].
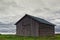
[0, 0, 60, 33]
[0, 22, 16, 33]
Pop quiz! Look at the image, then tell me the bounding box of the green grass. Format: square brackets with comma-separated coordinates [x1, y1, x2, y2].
[0, 34, 60, 40]
[0, 35, 40, 40]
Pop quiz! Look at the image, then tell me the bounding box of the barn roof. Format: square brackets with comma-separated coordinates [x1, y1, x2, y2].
[15, 14, 55, 26]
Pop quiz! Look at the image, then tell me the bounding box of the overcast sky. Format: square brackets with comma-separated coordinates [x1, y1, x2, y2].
[0, 0, 60, 34]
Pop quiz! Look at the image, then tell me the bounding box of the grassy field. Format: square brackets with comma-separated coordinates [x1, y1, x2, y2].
[0, 34, 60, 40]
[0, 35, 40, 40]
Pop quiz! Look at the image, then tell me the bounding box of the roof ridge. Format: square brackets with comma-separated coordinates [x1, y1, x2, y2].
[15, 14, 55, 26]
[25, 14, 55, 26]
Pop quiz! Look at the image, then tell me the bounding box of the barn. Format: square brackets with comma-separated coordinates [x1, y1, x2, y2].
[15, 14, 55, 36]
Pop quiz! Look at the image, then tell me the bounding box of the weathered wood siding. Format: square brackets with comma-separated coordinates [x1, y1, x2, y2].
[39, 23, 54, 36]
[16, 16, 39, 36]
[16, 16, 54, 36]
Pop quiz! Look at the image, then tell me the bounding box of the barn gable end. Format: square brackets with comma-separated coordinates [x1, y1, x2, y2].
[16, 15, 39, 36]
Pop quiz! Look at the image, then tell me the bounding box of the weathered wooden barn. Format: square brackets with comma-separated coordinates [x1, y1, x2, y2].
[15, 14, 55, 36]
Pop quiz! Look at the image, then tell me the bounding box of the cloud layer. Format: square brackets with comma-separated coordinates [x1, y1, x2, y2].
[0, 0, 60, 34]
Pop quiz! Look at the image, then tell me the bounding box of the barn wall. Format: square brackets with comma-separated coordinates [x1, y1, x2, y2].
[16, 16, 39, 36]
[31, 19, 39, 36]
[39, 23, 54, 36]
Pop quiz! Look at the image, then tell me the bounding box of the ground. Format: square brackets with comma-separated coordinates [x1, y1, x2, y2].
[0, 34, 60, 40]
